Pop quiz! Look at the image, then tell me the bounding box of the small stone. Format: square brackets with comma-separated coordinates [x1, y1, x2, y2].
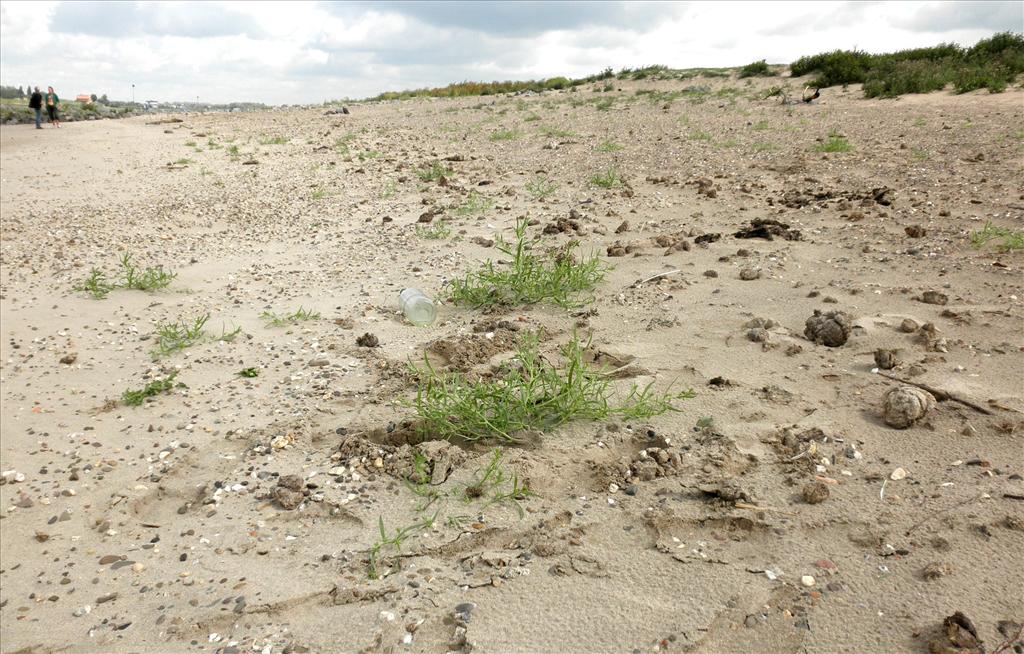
[747, 328, 770, 343]
[355, 333, 379, 348]
[744, 615, 758, 628]
[920, 291, 948, 305]
[60, 352, 78, 364]
[307, 358, 330, 367]
[99, 555, 124, 565]
[899, 318, 919, 333]
[904, 225, 926, 238]
[890, 467, 908, 481]
[739, 267, 761, 281]
[801, 575, 815, 587]
[703, 270, 718, 278]
[454, 602, 476, 622]
[922, 562, 953, 580]
[873, 349, 898, 370]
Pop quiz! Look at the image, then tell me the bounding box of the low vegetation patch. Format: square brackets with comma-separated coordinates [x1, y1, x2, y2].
[151, 314, 240, 359]
[417, 162, 453, 182]
[590, 168, 623, 188]
[525, 176, 557, 200]
[415, 221, 453, 240]
[449, 217, 606, 309]
[739, 59, 775, 78]
[407, 332, 694, 442]
[597, 140, 623, 152]
[261, 307, 321, 327]
[970, 222, 1024, 251]
[77, 253, 176, 299]
[453, 191, 493, 216]
[814, 132, 854, 153]
[122, 372, 182, 406]
[791, 32, 1023, 97]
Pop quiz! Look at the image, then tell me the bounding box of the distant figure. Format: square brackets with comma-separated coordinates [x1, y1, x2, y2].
[28, 86, 43, 129]
[45, 86, 60, 127]
[802, 86, 820, 103]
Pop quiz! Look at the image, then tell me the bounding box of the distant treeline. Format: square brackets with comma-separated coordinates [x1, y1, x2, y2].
[791, 31, 1023, 97]
[365, 32, 1021, 103]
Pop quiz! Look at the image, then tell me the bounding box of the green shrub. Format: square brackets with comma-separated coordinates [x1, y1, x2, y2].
[739, 60, 774, 78]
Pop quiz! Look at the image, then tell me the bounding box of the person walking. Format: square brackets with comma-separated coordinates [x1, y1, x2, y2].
[28, 87, 43, 129]
[45, 86, 60, 127]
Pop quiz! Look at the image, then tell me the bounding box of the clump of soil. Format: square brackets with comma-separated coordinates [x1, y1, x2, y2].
[733, 218, 802, 241]
[356, 332, 380, 347]
[804, 310, 853, 347]
[882, 385, 936, 428]
[425, 322, 522, 371]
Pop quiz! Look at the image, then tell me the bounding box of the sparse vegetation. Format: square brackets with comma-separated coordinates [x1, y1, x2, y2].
[590, 168, 623, 188]
[259, 135, 288, 145]
[597, 140, 623, 152]
[970, 222, 1024, 251]
[238, 367, 260, 378]
[538, 125, 577, 138]
[525, 176, 558, 200]
[261, 307, 321, 327]
[415, 221, 453, 240]
[407, 331, 694, 442]
[77, 252, 176, 299]
[489, 129, 521, 141]
[151, 314, 240, 359]
[739, 59, 775, 78]
[453, 191, 492, 216]
[417, 161, 453, 182]
[814, 132, 854, 153]
[791, 32, 1024, 97]
[121, 372, 182, 406]
[449, 217, 606, 309]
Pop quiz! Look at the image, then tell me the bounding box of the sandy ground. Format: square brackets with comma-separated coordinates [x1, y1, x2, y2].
[1, 76, 1022, 654]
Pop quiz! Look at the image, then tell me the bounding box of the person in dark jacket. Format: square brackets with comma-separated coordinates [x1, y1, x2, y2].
[28, 87, 43, 129]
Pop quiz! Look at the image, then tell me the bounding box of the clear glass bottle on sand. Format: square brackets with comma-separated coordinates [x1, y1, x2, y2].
[399, 288, 437, 326]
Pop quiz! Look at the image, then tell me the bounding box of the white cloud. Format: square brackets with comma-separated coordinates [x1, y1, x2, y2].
[0, 1, 1019, 104]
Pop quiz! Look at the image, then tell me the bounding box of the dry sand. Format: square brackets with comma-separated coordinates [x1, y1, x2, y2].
[1, 76, 1022, 654]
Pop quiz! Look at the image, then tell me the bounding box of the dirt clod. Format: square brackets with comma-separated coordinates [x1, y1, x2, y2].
[882, 385, 936, 428]
[804, 310, 853, 347]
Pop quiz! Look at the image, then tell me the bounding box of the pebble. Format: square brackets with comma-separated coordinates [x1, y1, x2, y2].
[890, 467, 908, 481]
[801, 575, 816, 587]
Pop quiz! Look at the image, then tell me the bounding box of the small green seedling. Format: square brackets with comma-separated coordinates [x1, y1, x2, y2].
[122, 372, 182, 406]
[238, 367, 260, 378]
[261, 307, 321, 327]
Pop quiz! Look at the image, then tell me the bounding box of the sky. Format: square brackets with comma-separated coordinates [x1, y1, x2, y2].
[1, 1, 1021, 105]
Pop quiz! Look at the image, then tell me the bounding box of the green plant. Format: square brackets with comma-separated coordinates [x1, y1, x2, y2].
[227, 144, 240, 156]
[739, 59, 774, 78]
[78, 269, 117, 299]
[415, 221, 453, 240]
[119, 253, 176, 292]
[538, 125, 576, 138]
[121, 372, 181, 406]
[152, 314, 210, 359]
[367, 513, 437, 579]
[524, 113, 541, 122]
[594, 97, 615, 111]
[357, 149, 381, 161]
[970, 222, 1024, 251]
[76, 253, 176, 298]
[590, 168, 623, 188]
[259, 135, 288, 145]
[238, 367, 260, 378]
[381, 181, 397, 199]
[261, 306, 321, 327]
[689, 130, 712, 141]
[454, 191, 493, 216]
[814, 132, 853, 153]
[460, 448, 533, 517]
[407, 331, 694, 442]
[448, 217, 606, 309]
[173, 158, 193, 165]
[752, 120, 771, 131]
[184, 140, 197, 147]
[417, 162, 453, 182]
[597, 140, 623, 152]
[525, 176, 557, 200]
[752, 141, 778, 152]
[489, 129, 521, 141]
[311, 188, 326, 200]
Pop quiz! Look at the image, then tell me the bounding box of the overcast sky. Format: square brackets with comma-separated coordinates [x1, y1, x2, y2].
[1, 1, 1020, 105]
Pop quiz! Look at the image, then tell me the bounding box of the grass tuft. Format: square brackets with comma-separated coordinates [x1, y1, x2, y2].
[408, 332, 694, 442]
[261, 307, 321, 327]
[77, 253, 176, 299]
[597, 140, 623, 152]
[417, 162, 453, 182]
[151, 314, 240, 359]
[814, 132, 854, 152]
[525, 176, 558, 200]
[448, 217, 606, 309]
[970, 222, 1024, 251]
[415, 221, 453, 240]
[453, 191, 493, 216]
[590, 168, 623, 188]
[121, 372, 182, 406]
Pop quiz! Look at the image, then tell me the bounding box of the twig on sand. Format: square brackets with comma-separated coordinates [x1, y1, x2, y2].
[628, 269, 681, 288]
[903, 493, 986, 536]
[874, 371, 993, 415]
